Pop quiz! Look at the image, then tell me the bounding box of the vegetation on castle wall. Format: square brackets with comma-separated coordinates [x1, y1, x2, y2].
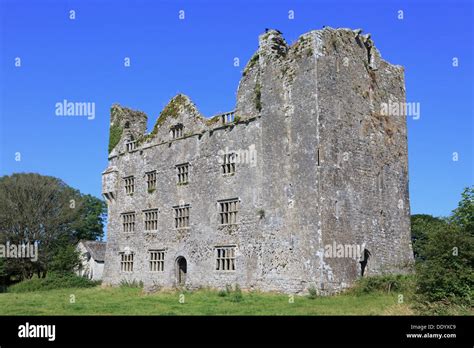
[271, 39, 288, 58]
[108, 105, 125, 153]
[292, 35, 312, 59]
[140, 94, 194, 144]
[254, 82, 262, 112]
[205, 115, 220, 126]
[109, 122, 123, 153]
[243, 53, 259, 77]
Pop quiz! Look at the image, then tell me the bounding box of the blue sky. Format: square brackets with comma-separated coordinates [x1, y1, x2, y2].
[0, 0, 472, 217]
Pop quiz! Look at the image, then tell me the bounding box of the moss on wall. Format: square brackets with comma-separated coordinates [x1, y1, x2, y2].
[205, 115, 221, 126]
[147, 94, 192, 139]
[254, 82, 262, 112]
[243, 53, 259, 77]
[108, 105, 124, 154]
[108, 122, 123, 154]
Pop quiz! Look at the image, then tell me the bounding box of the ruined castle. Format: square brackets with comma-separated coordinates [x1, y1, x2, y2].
[101, 28, 414, 293]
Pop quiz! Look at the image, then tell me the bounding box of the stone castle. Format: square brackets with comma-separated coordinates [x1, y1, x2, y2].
[101, 28, 414, 294]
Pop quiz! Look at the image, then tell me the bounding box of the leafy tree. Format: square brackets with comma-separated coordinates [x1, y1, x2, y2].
[49, 244, 81, 274]
[411, 214, 447, 262]
[415, 187, 474, 306]
[416, 223, 473, 304]
[71, 194, 106, 241]
[0, 173, 106, 282]
[450, 186, 474, 234]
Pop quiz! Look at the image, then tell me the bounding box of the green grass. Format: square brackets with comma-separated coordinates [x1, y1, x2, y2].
[3, 274, 468, 315]
[0, 286, 412, 316]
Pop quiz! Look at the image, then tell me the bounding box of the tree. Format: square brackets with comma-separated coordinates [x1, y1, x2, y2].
[450, 186, 474, 234]
[411, 214, 448, 262]
[416, 223, 473, 304]
[71, 194, 106, 241]
[415, 187, 474, 306]
[0, 173, 106, 282]
[49, 244, 81, 274]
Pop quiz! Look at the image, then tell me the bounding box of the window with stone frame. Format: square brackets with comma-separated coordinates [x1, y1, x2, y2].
[146, 171, 157, 192]
[222, 152, 236, 175]
[171, 124, 184, 139]
[122, 212, 136, 233]
[126, 140, 137, 152]
[215, 246, 236, 271]
[218, 198, 239, 225]
[120, 252, 134, 272]
[221, 111, 235, 124]
[173, 204, 190, 229]
[149, 250, 165, 272]
[176, 163, 189, 184]
[144, 209, 158, 231]
[124, 176, 135, 195]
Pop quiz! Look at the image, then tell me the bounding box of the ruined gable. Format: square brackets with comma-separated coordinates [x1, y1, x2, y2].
[108, 104, 148, 155]
[141, 94, 207, 145]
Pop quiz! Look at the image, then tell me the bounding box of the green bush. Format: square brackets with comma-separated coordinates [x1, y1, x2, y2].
[414, 187, 473, 307]
[8, 272, 100, 293]
[415, 223, 473, 306]
[307, 285, 318, 299]
[350, 274, 415, 296]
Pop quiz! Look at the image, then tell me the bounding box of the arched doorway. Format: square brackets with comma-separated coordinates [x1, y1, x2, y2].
[176, 257, 187, 286]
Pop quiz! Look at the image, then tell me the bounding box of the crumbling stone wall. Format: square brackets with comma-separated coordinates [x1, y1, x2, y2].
[102, 27, 414, 294]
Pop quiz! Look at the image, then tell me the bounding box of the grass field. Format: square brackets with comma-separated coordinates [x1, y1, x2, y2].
[0, 286, 415, 315]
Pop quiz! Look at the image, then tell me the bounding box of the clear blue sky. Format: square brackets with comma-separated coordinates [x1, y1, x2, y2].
[0, 0, 472, 217]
